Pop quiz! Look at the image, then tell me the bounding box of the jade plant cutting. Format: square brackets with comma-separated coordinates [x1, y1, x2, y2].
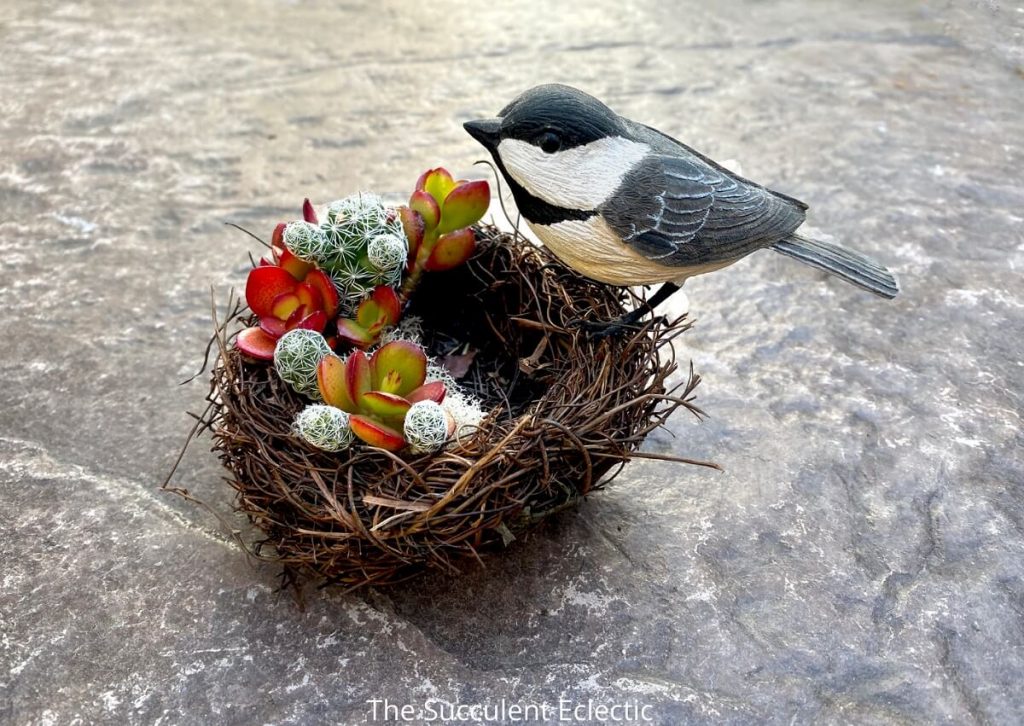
[316, 341, 450, 451]
[402, 167, 490, 297]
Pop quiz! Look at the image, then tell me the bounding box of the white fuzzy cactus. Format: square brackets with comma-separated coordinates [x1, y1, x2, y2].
[294, 405, 353, 452]
[403, 400, 451, 454]
[274, 329, 332, 398]
[283, 221, 329, 263]
[367, 233, 408, 285]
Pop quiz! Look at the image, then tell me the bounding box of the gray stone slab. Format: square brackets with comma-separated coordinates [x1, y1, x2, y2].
[2, 0, 1022, 723]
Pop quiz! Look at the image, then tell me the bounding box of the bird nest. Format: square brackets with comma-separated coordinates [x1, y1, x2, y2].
[168, 226, 712, 592]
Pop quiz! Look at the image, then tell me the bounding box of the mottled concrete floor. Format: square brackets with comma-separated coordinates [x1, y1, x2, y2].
[2, 1, 1022, 724]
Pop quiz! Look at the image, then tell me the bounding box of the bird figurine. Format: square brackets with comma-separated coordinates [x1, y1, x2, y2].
[464, 84, 898, 335]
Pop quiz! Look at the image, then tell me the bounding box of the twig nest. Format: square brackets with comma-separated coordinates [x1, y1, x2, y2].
[273, 329, 332, 398]
[294, 404, 353, 451]
[201, 227, 705, 591]
[403, 400, 452, 454]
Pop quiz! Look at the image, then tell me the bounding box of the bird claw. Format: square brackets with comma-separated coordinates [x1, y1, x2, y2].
[572, 317, 653, 340]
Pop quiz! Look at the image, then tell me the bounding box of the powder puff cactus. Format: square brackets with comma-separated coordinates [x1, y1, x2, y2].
[322, 195, 406, 266]
[367, 234, 407, 285]
[282, 221, 330, 263]
[274, 329, 332, 398]
[293, 405, 353, 452]
[403, 400, 453, 454]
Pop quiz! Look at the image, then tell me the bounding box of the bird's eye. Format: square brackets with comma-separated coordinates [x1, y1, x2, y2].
[539, 131, 561, 154]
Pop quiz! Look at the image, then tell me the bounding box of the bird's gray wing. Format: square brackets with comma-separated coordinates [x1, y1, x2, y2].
[600, 154, 806, 267]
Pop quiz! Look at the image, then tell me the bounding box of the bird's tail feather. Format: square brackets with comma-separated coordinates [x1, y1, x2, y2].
[773, 234, 899, 299]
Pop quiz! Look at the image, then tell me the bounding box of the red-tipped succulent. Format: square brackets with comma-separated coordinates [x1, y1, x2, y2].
[400, 168, 490, 299]
[236, 231, 340, 360]
[334, 285, 401, 349]
[316, 340, 446, 450]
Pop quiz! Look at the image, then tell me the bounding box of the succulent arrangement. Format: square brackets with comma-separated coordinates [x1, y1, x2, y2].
[316, 341, 451, 451]
[234, 169, 490, 455]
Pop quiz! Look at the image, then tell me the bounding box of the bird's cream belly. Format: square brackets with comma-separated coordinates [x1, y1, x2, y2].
[530, 217, 734, 286]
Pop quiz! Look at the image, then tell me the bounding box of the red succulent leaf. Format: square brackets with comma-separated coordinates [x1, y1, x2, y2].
[349, 415, 406, 451]
[336, 318, 375, 348]
[236, 326, 278, 360]
[407, 380, 447, 404]
[370, 286, 401, 325]
[437, 180, 490, 234]
[345, 350, 372, 405]
[295, 281, 323, 311]
[245, 265, 298, 318]
[271, 222, 287, 249]
[294, 309, 327, 333]
[304, 268, 339, 318]
[283, 303, 310, 330]
[424, 228, 476, 271]
[361, 391, 413, 419]
[259, 317, 288, 339]
[353, 285, 401, 333]
[272, 292, 303, 321]
[409, 190, 440, 230]
[278, 248, 314, 280]
[398, 206, 425, 264]
[302, 198, 318, 224]
[370, 341, 427, 397]
[354, 299, 381, 330]
[317, 355, 356, 412]
[417, 167, 457, 206]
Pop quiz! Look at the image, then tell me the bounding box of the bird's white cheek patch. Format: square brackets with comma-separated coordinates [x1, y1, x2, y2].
[497, 137, 649, 211]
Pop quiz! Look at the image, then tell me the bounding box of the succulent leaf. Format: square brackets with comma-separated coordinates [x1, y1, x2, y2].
[245, 265, 298, 318]
[294, 309, 327, 332]
[271, 222, 287, 248]
[407, 380, 447, 404]
[349, 415, 407, 451]
[335, 318, 375, 348]
[236, 326, 278, 360]
[345, 350, 372, 405]
[424, 228, 476, 272]
[417, 167, 456, 206]
[409, 190, 441, 230]
[398, 206, 425, 263]
[271, 292, 303, 321]
[295, 281, 323, 312]
[304, 268, 340, 318]
[302, 198, 318, 224]
[277, 248, 314, 280]
[259, 316, 288, 338]
[370, 341, 427, 396]
[317, 355, 356, 412]
[370, 286, 401, 325]
[361, 391, 413, 419]
[437, 180, 490, 234]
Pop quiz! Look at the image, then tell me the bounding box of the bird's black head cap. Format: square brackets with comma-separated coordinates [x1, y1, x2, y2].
[465, 84, 625, 154]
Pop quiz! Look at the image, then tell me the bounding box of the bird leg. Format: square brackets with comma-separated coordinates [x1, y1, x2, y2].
[579, 282, 681, 338]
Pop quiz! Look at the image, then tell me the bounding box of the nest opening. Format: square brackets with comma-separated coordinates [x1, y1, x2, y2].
[171, 226, 710, 592]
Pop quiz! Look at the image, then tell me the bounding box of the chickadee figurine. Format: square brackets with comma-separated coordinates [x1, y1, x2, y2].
[464, 84, 899, 334]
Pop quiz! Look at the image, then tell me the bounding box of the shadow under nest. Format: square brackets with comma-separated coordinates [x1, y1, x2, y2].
[182, 226, 712, 592]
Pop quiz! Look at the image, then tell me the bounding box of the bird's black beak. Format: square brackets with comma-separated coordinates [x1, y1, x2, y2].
[463, 118, 501, 150]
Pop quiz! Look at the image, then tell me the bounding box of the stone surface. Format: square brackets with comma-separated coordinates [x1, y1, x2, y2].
[2, 1, 1022, 724]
